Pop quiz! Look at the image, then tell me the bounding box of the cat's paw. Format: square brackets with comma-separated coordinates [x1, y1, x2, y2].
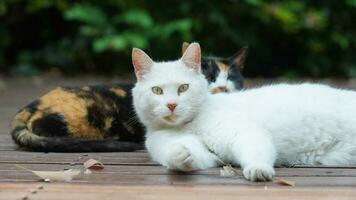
[243, 164, 275, 182]
[168, 145, 196, 172]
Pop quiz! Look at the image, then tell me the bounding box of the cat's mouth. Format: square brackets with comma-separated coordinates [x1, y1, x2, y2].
[163, 114, 178, 124]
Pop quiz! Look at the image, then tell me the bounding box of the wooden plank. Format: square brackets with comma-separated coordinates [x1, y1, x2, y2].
[3, 174, 356, 187]
[0, 151, 157, 165]
[0, 134, 16, 151]
[2, 166, 356, 186]
[2, 150, 356, 169]
[2, 163, 356, 177]
[1, 183, 356, 200]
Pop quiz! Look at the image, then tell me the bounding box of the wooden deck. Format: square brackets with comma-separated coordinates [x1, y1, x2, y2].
[1, 77, 356, 200]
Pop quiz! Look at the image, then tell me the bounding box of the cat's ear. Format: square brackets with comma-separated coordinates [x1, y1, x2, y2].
[229, 46, 248, 71]
[181, 42, 201, 72]
[132, 48, 154, 81]
[181, 42, 190, 55]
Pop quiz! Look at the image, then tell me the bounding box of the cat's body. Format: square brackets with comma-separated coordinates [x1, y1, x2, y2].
[155, 83, 356, 166]
[132, 43, 356, 182]
[11, 44, 248, 152]
[11, 83, 144, 152]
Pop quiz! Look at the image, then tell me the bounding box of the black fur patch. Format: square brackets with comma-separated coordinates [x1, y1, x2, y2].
[32, 113, 69, 137]
[87, 104, 106, 130]
[26, 100, 40, 113]
[201, 58, 220, 83]
[227, 64, 244, 89]
[202, 57, 244, 90]
[17, 99, 40, 114]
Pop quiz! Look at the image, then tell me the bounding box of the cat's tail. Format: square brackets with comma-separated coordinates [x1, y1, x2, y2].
[11, 111, 144, 152]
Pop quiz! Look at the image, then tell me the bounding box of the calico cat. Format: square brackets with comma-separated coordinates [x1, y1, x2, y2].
[182, 42, 247, 93]
[11, 43, 248, 152]
[132, 43, 356, 182]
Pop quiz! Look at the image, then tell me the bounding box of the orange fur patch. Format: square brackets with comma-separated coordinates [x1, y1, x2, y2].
[104, 117, 113, 131]
[33, 87, 103, 139]
[11, 110, 31, 129]
[210, 87, 225, 94]
[216, 61, 229, 73]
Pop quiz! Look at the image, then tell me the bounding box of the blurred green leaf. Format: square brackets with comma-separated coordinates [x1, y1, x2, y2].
[93, 35, 127, 52]
[346, 66, 356, 78]
[155, 19, 193, 39]
[121, 32, 148, 48]
[1, 0, 356, 77]
[304, 10, 327, 30]
[0, 1, 6, 16]
[120, 9, 153, 28]
[264, 1, 305, 32]
[79, 26, 101, 36]
[25, 0, 53, 12]
[346, 0, 356, 7]
[244, 0, 261, 6]
[308, 39, 325, 53]
[331, 32, 349, 49]
[64, 4, 107, 25]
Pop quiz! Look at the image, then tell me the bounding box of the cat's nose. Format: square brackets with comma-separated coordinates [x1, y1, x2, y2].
[218, 86, 228, 92]
[167, 103, 177, 112]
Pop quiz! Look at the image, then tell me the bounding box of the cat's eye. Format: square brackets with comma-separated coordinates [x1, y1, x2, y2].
[152, 86, 163, 95]
[178, 84, 189, 94]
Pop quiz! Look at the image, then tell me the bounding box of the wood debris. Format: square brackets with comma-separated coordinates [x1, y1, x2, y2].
[273, 178, 296, 186]
[83, 159, 104, 170]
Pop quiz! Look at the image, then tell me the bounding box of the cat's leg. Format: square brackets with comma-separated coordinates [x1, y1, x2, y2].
[146, 131, 218, 171]
[231, 125, 276, 181]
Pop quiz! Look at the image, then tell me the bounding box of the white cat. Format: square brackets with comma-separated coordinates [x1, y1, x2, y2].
[132, 43, 356, 182]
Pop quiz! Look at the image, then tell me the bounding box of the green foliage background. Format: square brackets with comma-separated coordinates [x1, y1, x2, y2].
[0, 0, 355, 78]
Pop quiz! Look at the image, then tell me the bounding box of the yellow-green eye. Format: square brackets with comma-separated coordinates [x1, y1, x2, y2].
[178, 84, 189, 94]
[152, 86, 163, 95]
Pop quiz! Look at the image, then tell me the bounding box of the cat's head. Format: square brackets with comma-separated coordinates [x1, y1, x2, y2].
[132, 43, 208, 128]
[182, 42, 247, 94]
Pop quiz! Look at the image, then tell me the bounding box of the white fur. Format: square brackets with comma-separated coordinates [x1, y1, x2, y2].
[209, 71, 237, 92]
[132, 52, 356, 182]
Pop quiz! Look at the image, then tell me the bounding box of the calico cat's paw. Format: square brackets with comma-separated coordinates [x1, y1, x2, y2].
[168, 145, 197, 171]
[243, 164, 275, 182]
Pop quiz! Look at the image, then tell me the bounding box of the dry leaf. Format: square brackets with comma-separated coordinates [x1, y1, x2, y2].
[274, 178, 296, 186]
[32, 169, 82, 182]
[16, 164, 81, 182]
[84, 159, 104, 170]
[220, 165, 238, 177]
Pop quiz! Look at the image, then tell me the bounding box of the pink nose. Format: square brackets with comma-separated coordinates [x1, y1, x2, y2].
[167, 103, 177, 112]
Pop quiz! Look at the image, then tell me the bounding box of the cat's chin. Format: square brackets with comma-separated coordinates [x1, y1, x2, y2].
[160, 114, 185, 127]
[162, 115, 179, 125]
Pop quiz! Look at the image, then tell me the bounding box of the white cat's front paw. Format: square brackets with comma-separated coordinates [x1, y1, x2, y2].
[167, 145, 196, 172]
[243, 164, 275, 182]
